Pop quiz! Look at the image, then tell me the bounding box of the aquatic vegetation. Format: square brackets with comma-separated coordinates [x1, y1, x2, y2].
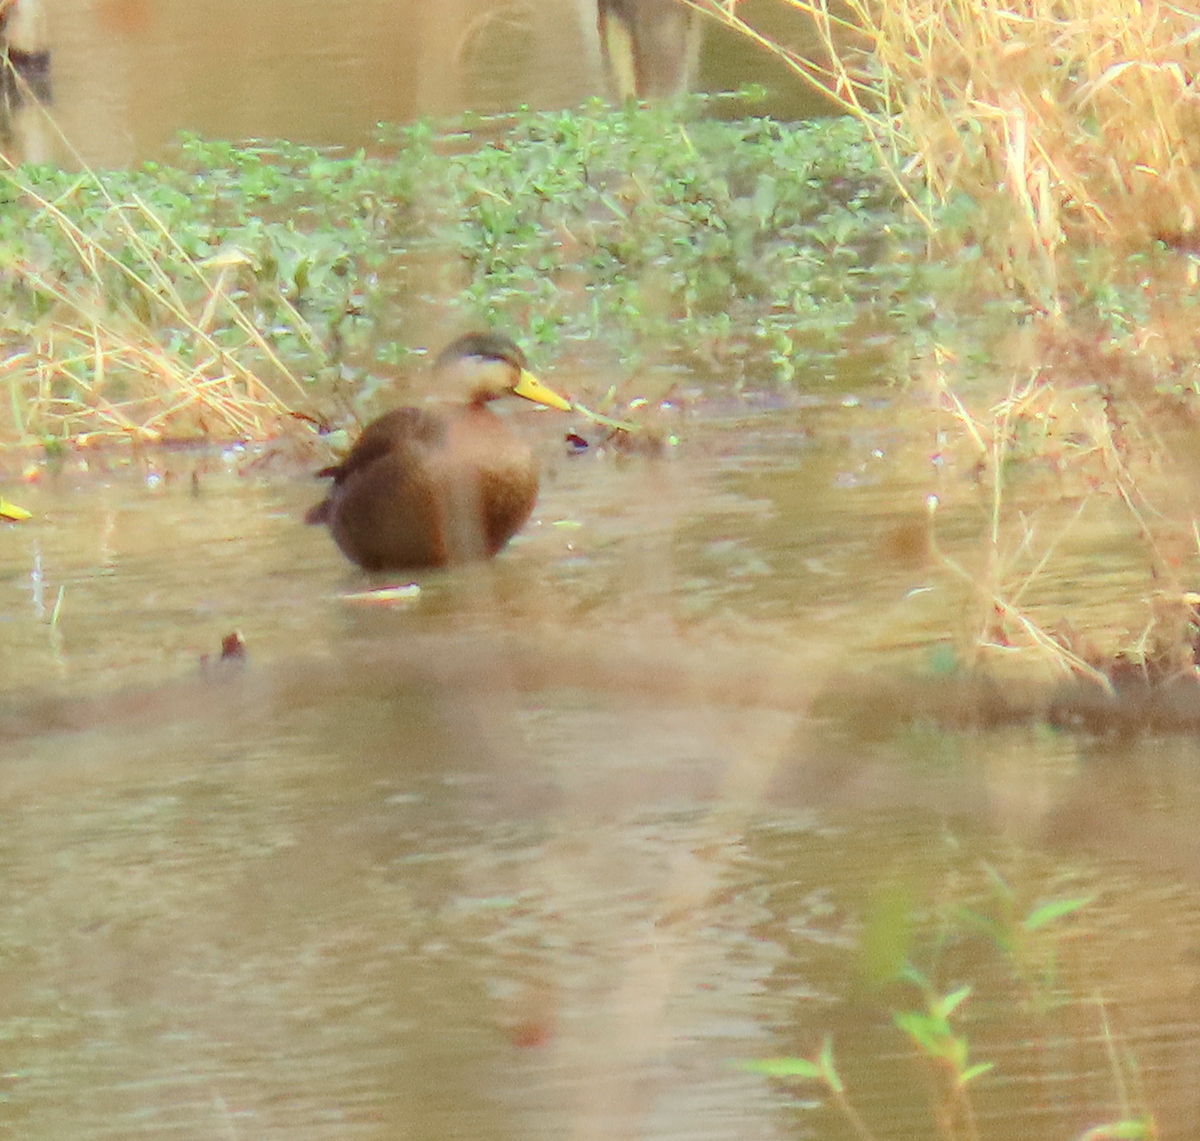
[0, 58, 1193, 691]
[742, 867, 1152, 1141]
[745, 988, 1151, 1140]
[0, 99, 923, 444]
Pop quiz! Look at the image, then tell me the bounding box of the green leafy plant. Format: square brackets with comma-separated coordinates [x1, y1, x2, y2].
[741, 1036, 878, 1141]
[740, 871, 1154, 1141]
[958, 863, 1095, 1009]
[892, 970, 993, 1141]
[0, 103, 925, 444]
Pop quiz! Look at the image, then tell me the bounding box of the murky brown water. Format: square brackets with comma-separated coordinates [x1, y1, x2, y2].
[3, 3, 1200, 1134]
[15, 0, 829, 167]
[5, 403, 1200, 1139]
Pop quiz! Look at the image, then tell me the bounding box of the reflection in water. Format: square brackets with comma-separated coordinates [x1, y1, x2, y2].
[7, 630, 1200, 1138]
[2, 0, 50, 97]
[36, 0, 818, 167]
[39, 0, 622, 166]
[0, 0, 51, 160]
[597, 0, 702, 99]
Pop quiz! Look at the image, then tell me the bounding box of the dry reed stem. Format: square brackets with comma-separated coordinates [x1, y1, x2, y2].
[924, 468, 1115, 692]
[7, 168, 305, 433]
[703, 0, 1200, 665]
[687, 0, 936, 229]
[0, 60, 318, 443]
[925, 340, 1200, 684]
[704, 0, 1200, 301]
[1, 239, 286, 440]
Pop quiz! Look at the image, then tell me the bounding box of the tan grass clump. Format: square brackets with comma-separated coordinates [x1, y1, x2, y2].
[0, 162, 310, 446]
[693, 0, 1200, 307]
[922, 330, 1200, 684]
[694, 0, 1200, 677]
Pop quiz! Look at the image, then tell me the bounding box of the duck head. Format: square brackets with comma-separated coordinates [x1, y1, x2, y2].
[435, 332, 572, 411]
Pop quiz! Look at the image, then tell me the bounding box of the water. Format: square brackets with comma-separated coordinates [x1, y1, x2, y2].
[3, 4, 1200, 1134]
[4, 404, 1200, 1139]
[24, 0, 829, 166]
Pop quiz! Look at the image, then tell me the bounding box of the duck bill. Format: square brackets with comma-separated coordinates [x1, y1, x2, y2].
[513, 369, 572, 412]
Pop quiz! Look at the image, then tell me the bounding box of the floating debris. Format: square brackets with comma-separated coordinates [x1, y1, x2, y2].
[199, 628, 247, 673]
[340, 584, 422, 607]
[220, 629, 247, 661]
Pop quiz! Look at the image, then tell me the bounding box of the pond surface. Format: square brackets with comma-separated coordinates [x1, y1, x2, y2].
[3, 1, 1197, 1138]
[24, 0, 827, 167]
[5, 400, 1200, 1140]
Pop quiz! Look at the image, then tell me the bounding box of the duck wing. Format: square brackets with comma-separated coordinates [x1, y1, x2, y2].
[316, 408, 447, 484]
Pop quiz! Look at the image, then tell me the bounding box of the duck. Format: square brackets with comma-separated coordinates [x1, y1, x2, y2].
[305, 332, 571, 571]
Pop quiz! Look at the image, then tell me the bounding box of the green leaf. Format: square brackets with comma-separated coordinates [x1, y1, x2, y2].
[739, 1057, 824, 1080]
[817, 1036, 843, 1092]
[1076, 1120, 1154, 1140]
[936, 985, 973, 1019]
[958, 1061, 994, 1087]
[1023, 895, 1095, 932]
[893, 1010, 943, 1055]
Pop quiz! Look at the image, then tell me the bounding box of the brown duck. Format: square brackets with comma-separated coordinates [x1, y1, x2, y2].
[305, 333, 571, 571]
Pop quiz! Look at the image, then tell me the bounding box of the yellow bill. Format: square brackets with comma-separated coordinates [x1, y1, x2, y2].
[0, 497, 31, 522]
[512, 369, 572, 412]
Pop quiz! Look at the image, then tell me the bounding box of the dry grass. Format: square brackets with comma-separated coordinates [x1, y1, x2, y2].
[0, 158, 309, 446]
[693, 0, 1200, 676]
[693, 0, 1200, 307]
[920, 332, 1200, 685]
[0, 58, 318, 449]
